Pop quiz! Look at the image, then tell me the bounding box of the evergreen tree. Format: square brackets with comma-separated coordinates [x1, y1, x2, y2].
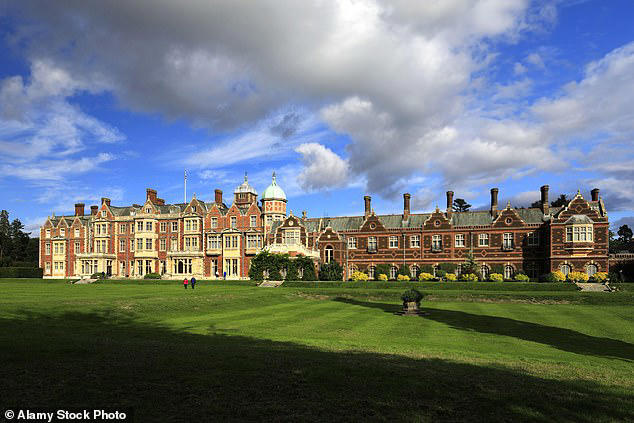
[452, 198, 471, 212]
[397, 264, 411, 277]
[461, 251, 479, 276]
[550, 194, 569, 207]
[319, 261, 343, 281]
[0, 210, 10, 264]
[618, 224, 633, 243]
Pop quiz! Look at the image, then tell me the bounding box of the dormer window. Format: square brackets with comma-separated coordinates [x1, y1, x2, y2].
[60, 228, 65, 237]
[146, 207, 151, 214]
[231, 216, 237, 229]
[566, 225, 593, 242]
[46, 229, 51, 238]
[192, 206, 197, 213]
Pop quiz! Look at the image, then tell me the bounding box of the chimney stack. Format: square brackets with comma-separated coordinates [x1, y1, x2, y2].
[591, 188, 600, 202]
[490, 188, 499, 217]
[146, 188, 158, 203]
[215, 189, 223, 204]
[446, 191, 454, 216]
[74, 203, 85, 216]
[364, 195, 372, 218]
[90, 205, 98, 215]
[540, 185, 549, 215]
[403, 193, 411, 220]
[101, 197, 111, 207]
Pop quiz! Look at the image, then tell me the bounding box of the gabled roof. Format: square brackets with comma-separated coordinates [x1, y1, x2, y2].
[564, 214, 594, 224]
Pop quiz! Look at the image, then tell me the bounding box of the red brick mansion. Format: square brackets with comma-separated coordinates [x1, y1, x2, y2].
[40, 174, 609, 280]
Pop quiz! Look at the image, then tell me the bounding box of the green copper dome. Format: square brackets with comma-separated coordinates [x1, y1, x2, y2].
[261, 172, 286, 201]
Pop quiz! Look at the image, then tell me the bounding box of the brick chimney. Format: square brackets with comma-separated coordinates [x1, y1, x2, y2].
[364, 195, 371, 218]
[490, 188, 499, 218]
[90, 205, 99, 215]
[403, 193, 411, 220]
[155, 197, 165, 206]
[74, 203, 85, 216]
[215, 189, 223, 204]
[446, 191, 454, 217]
[591, 188, 600, 202]
[146, 188, 158, 203]
[540, 185, 549, 215]
[101, 197, 110, 207]
[302, 210, 307, 220]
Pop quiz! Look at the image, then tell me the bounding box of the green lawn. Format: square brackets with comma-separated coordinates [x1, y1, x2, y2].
[0, 279, 633, 421]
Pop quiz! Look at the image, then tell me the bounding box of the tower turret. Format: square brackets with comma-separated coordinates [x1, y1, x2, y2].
[261, 171, 287, 233]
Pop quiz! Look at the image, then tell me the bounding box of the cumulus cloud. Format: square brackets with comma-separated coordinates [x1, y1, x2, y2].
[295, 143, 350, 191]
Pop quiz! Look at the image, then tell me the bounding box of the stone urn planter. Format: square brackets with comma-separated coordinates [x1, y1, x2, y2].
[400, 289, 425, 316]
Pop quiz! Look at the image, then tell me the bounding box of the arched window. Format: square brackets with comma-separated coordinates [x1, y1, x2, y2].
[504, 265, 514, 279]
[325, 246, 334, 263]
[586, 264, 598, 276]
[367, 266, 375, 279]
[410, 265, 420, 278]
[560, 264, 571, 276]
[481, 265, 489, 280]
[348, 264, 357, 277]
[390, 266, 398, 280]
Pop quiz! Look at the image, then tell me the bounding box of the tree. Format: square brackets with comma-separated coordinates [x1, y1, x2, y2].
[461, 251, 479, 276]
[530, 200, 541, 208]
[319, 261, 343, 281]
[397, 264, 411, 277]
[0, 210, 10, 263]
[374, 264, 391, 280]
[452, 198, 471, 212]
[0, 210, 36, 266]
[285, 260, 299, 281]
[618, 225, 633, 243]
[550, 194, 569, 207]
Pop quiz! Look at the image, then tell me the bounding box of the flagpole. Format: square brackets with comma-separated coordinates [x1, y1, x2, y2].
[184, 170, 187, 203]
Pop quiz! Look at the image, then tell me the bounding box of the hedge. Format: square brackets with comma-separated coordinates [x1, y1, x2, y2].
[0, 267, 43, 278]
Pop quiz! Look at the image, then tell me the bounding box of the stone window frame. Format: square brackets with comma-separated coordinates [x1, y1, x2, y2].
[347, 237, 357, 249]
[455, 233, 465, 248]
[566, 225, 593, 242]
[389, 236, 398, 248]
[432, 235, 442, 250]
[410, 235, 420, 248]
[478, 233, 489, 247]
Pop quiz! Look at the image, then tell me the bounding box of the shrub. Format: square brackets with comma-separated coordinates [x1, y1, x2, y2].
[0, 267, 43, 278]
[459, 273, 479, 282]
[351, 271, 369, 281]
[490, 264, 505, 275]
[489, 273, 503, 282]
[296, 255, 317, 281]
[397, 274, 410, 281]
[397, 264, 411, 277]
[319, 261, 343, 281]
[91, 272, 106, 280]
[444, 273, 457, 281]
[401, 288, 424, 303]
[552, 271, 566, 282]
[438, 263, 457, 274]
[378, 273, 388, 281]
[435, 269, 447, 279]
[590, 272, 608, 283]
[567, 271, 589, 283]
[374, 264, 391, 280]
[418, 272, 435, 281]
[514, 273, 530, 282]
[285, 261, 299, 281]
[420, 264, 434, 275]
[143, 273, 161, 279]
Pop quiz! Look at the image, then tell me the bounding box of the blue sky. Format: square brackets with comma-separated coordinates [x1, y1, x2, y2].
[1, 0, 633, 234]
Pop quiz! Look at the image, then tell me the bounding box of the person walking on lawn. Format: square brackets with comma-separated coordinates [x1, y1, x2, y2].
[190, 277, 196, 290]
[183, 278, 189, 289]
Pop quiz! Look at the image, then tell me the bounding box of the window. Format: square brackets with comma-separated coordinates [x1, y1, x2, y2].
[478, 233, 489, 246]
[347, 237, 357, 249]
[160, 222, 167, 232]
[231, 216, 237, 229]
[368, 236, 377, 252]
[137, 260, 143, 275]
[390, 266, 397, 280]
[250, 215, 257, 227]
[46, 229, 50, 238]
[432, 235, 442, 251]
[567, 225, 593, 242]
[192, 220, 198, 231]
[160, 239, 166, 251]
[45, 243, 51, 255]
[225, 236, 231, 248]
[171, 222, 178, 232]
[266, 215, 272, 226]
[145, 221, 152, 231]
[560, 264, 571, 276]
[185, 237, 191, 251]
[481, 265, 489, 280]
[45, 262, 51, 272]
[120, 224, 126, 234]
[137, 239, 143, 251]
[74, 241, 79, 252]
[504, 265, 514, 279]
[586, 264, 598, 276]
[137, 221, 143, 231]
[527, 231, 539, 246]
[60, 228, 65, 237]
[368, 266, 375, 279]
[208, 235, 221, 250]
[120, 261, 126, 275]
[325, 246, 334, 263]
[130, 239, 135, 251]
[185, 220, 191, 231]
[284, 230, 300, 245]
[411, 265, 420, 278]
[455, 234, 465, 247]
[247, 234, 261, 249]
[410, 235, 420, 248]
[171, 238, 178, 251]
[74, 228, 80, 238]
[503, 233, 514, 249]
[232, 236, 238, 249]
[146, 207, 151, 214]
[389, 236, 398, 248]
[211, 217, 218, 228]
[192, 206, 197, 213]
[119, 239, 126, 252]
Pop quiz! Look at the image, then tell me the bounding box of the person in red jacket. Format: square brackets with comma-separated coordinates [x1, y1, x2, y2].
[183, 278, 189, 289]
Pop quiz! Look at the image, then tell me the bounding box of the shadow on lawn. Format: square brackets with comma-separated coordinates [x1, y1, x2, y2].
[334, 297, 634, 361]
[0, 310, 632, 422]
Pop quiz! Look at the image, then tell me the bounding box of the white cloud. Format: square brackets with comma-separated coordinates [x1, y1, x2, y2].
[526, 52, 546, 69]
[295, 143, 350, 191]
[513, 62, 528, 75]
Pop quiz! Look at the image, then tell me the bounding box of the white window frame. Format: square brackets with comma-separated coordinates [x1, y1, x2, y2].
[347, 237, 357, 249]
[231, 216, 237, 229]
[171, 222, 178, 232]
[389, 236, 398, 248]
[250, 215, 257, 228]
[455, 234, 465, 248]
[211, 217, 218, 228]
[119, 239, 126, 252]
[410, 235, 420, 248]
[567, 225, 593, 242]
[503, 233, 514, 249]
[284, 230, 300, 245]
[389, 266, 397, 279]
[368, 236, 377, 251]
[478, 233, 489, 246]
[432, 235, 442, 250]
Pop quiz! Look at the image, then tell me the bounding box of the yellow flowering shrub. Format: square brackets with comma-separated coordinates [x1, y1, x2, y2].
[514, 273, 530, 282]
[418, 272, 435, 281]
[591, 272, 608, 283]
[552, 270, 566, 282]
[567, 271, 589, 283]
[378, 274, 388, 281]
[459, 273, 479, 282]
[397, 274, 410, 281]
[489, 273, 503, 282]
[351, 271, 369, 281]
[445, 273, 457, 281]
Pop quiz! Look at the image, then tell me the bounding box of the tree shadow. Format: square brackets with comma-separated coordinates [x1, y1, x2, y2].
[333, 297, 634, 362]
[0, 310, 632, 421]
